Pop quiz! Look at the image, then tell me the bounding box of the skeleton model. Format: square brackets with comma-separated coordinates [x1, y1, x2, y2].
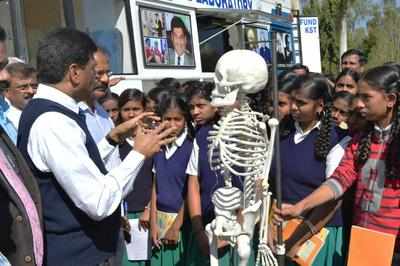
[206, 50, 279, 266]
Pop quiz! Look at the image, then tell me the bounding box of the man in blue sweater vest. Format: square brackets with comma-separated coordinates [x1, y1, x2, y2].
[17, 28, 175, 266]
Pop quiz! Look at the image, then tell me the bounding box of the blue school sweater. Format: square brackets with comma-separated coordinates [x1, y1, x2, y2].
[154, 137, 193, 213]
[277, 126, 346, 226]
[196, 124, 243, 224]
[17, 99, 120, 266]
[119, 140, 153, 212]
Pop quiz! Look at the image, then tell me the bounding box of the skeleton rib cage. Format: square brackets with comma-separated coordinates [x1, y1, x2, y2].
[208, 103, 270, 203]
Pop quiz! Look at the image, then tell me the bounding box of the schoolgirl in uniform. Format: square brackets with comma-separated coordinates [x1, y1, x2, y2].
[272, 73, 347, 266]
[276, 66, 400, 265]
[150, 92, 194, 266]
[119, 89, 153, 266]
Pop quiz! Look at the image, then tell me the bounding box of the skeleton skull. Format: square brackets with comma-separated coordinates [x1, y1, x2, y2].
[212, 49, 268, 107]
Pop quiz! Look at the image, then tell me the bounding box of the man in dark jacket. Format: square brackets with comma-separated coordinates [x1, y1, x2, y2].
[0, 124, 43, 266]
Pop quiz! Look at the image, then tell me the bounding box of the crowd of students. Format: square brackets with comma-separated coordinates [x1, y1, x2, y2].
[1, 25, 400, 266]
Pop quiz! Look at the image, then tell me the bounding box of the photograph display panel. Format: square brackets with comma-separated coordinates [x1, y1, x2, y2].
[140, 6, 195, 68]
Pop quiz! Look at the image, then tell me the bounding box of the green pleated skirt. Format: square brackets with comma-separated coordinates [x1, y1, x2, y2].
[150, 221, 189, 266]
[286, 226, 345, 266]
[122, 211, 151, 266]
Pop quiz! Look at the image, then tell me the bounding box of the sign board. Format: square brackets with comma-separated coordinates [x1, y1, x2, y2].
[299, 16, 321, 73]
[195, 0, 254, 9]
[193, 0, 292, 10]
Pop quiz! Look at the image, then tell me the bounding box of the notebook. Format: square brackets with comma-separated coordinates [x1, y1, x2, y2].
[347, 225, 395, 266]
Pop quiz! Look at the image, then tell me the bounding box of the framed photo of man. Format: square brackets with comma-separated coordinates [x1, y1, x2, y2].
[139, 6, 195, 68]
[244, 26, 272, 65]
[276, 31, 294, 65]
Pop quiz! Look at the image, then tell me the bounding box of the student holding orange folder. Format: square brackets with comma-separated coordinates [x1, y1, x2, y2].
[274, 66, 400, 265]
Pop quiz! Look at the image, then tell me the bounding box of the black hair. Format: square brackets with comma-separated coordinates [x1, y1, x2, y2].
[98, 92, 119, 106]
[156, 77, 180, 91]
[278, 71, 301, 94]
[37, 28, 97, 84]
[170, 16, 189, 37]
[181, 80, 203, 91]
[335, 68, 360, 84]
[186, 81, 215, 102]
[156, 91, 194, 139]
[289, 64, 309, 75]
[341, 49, 367, 66]
[356, 66, 400, 179]
[147, 86, 171, 106]
[383, 62, 400, 75]
[290, 73, 333, 161]
[332, 91, 354, 106]
[118, 89, 146, 109]
[117, 89, 146, 124]
[0, 26, 6, 42]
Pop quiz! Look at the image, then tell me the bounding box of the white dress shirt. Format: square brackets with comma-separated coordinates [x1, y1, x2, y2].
[4, 98, 22, 130]
[27, 84, 145, 221]
[186, 139, 199, 176]
[175, 52, 185, 66]
[325, 136, 352, 177]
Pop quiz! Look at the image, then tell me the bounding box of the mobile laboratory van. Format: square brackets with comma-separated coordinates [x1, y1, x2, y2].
[0, 0, 300, 92]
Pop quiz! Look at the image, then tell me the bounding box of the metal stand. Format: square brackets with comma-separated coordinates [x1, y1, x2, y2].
[271, 31, 285, 266]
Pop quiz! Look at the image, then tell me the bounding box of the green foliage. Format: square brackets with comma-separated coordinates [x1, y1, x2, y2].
[366, 5, 400, 68]
[303, 0, 400, 73]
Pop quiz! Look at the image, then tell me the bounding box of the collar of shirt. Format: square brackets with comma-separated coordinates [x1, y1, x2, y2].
[78, 101, 93, 114]
[373, 123, 393, 143]
[164, 128, 187, 159]
[293, 121, 321, 144]
[174, 52, 185, 66]
[5, 99, 22, 129]
[0, 97, 17, 143]
[34, 84, 80, 114]
[126, 138, 134, 147]
[0, 95, 10, 114]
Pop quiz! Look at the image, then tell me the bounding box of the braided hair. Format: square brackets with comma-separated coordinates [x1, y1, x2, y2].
[292, 73, 333, 161]
[356, 66, 400, 179]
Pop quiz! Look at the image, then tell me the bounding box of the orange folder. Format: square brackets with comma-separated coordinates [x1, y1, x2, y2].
[282, 218, 329, 266]
[347, 225, 395, 266]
